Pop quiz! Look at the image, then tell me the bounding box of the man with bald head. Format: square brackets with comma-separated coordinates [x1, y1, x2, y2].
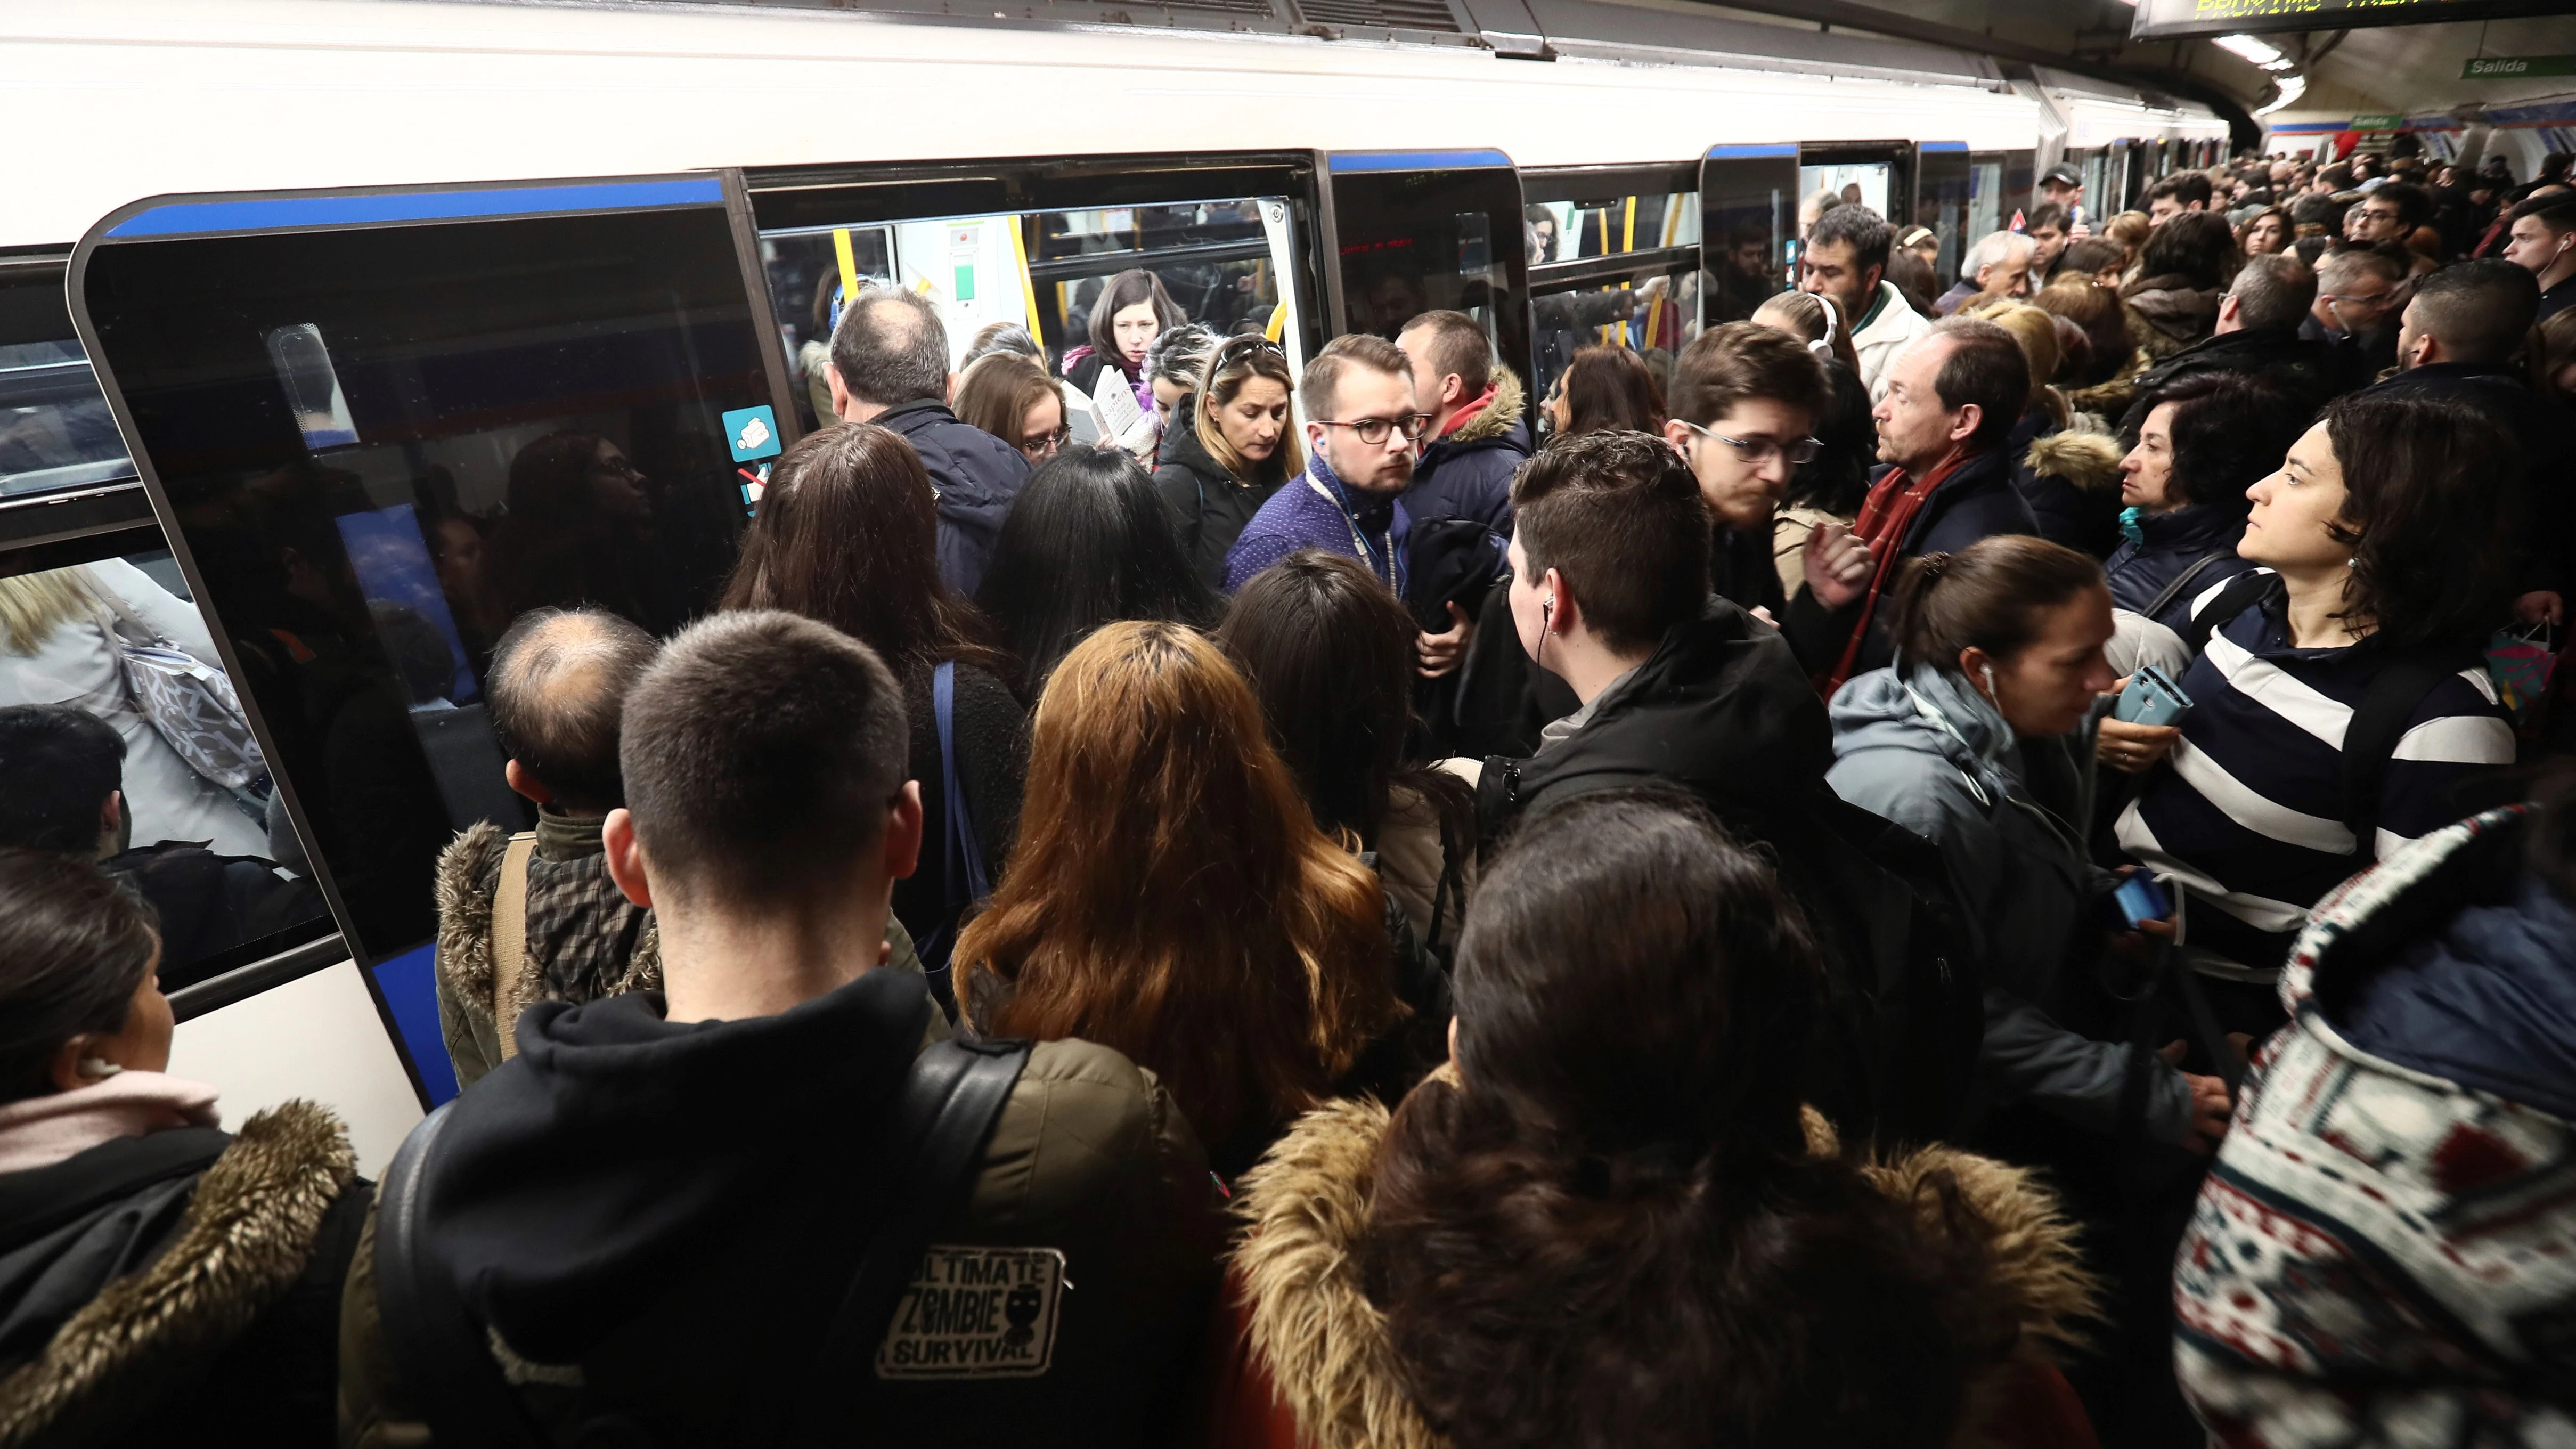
[434, 606, 665, 1088]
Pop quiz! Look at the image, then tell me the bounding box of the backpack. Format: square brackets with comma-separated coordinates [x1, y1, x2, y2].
[2178, 571, 2474, 840]
[374, 1036, 1033, 1449]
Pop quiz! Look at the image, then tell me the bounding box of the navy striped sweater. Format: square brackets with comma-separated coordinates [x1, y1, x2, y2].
[2115, 574, 2514, 968]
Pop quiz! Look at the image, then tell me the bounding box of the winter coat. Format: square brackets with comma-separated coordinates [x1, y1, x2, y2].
[1710, 520, 1788, 618]
[1402, 368, 1529, 534]
[1852, 280, 1937, 401]
[2116, 327, 2344, 434]
[0, 1101, 366, 1448]
[1782, 446, 2042, 684]
[1477, 605, 1975, 1139]
[1827, 665, 2195, 1143]
[1204, 1086, 2102, 1449]
[2174, 807, 2576, 1447]
[2104, 502, 2255, 635]
[874, 399, 1032, 598]
[433, 811, 661, 1092]
[2017, 426, 2125, 561]
[338, 969, 1222, 1449]
[2121, 275, 2223, 360]
[1152, 395, 1289, 592]
[2063, 345, 2154, 422]
[2297, 314, 2399, 394]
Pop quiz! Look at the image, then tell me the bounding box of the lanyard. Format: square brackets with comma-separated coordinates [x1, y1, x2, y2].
[1308, 475, 1396, 589]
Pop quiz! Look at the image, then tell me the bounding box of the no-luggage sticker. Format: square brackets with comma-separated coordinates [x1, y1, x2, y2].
[875, 1245, 1065, 1379]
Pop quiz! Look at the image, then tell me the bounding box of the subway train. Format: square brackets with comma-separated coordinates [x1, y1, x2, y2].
[0, 0, 2229, 1169]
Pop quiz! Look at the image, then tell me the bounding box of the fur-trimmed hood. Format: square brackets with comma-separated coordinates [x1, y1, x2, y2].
[2023, 429, 2124, 492]
[1232, 1093, 2097, 1449]
[434, 819, 660, 1068]
[0, 1101, 357, 1447]
[1440, 367, 1526, 448]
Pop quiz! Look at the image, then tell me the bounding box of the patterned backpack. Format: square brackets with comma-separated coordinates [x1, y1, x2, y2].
[94, 589, 270, 794]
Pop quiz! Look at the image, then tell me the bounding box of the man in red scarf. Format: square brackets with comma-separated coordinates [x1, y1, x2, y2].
[1782, 318, 2043, 695]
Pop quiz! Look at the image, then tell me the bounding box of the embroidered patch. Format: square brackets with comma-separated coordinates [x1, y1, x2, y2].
[875, 1245, 1065, 1379]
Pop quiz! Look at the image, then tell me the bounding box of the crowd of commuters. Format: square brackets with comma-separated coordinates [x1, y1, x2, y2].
[6, 141, 2575, 1449]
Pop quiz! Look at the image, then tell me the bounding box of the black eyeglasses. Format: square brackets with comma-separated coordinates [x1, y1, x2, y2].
[1676, 420, 1821, 466]
[1317, 413, 1433, 445]
[1020, 425, 1071, 457]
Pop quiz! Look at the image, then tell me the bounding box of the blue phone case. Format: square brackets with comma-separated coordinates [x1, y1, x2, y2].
[2115, 665, 2191, 727]
[2113, 874, 2170, 928]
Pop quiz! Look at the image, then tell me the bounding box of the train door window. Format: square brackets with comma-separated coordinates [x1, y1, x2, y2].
[1998, 151, 2035, 236]
[1699, 145, 1798, 327]
[1327, 153, 1530, 388]
[759, 193, 1301, 449]
[75, 177, 773, 969]
[1, 260, 137, 499]
[0, 532, 337, 994]
[1915, 144, 1971, 285]
[1967, 153, 2006, 248]
[1522, 164, 1701, 434]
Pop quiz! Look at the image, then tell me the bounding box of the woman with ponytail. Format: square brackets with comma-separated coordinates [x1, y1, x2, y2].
[1823, 535, 2229, 1154]
[1209, 789, 2100, 1449]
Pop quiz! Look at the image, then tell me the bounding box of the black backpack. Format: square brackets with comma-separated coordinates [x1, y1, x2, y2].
[374, 1038, 1032, 1448]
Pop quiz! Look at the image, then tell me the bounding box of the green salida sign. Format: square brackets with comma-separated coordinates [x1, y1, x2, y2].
[2465, 55, 2576, 79]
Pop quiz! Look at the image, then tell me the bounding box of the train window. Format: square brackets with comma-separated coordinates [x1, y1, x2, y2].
[759, 196, 1299, 441]
[1328, 160, 1530, 387]
[1801, 162, 1891, 230]
[78, 189, 770, 965]
[1, 266, 137, 499]
[1525, 191, 1699, 264]
[0, 536, 335, 992]
[1968, 159, 2004, 247]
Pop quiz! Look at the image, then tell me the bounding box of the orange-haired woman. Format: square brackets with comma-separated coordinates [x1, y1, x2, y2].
[956, 620, 1410, 1177]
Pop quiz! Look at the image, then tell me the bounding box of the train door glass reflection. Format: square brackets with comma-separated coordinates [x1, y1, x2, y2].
[1329, 165, 1529, 385]
[1700, 149, 1798, 327]
[1801, 162, 1890, 230]
[758, 196, 1299, 437]
[80, 201, 770, 962]
[1, 267, 136, 498]
[0, 542, 333, 991]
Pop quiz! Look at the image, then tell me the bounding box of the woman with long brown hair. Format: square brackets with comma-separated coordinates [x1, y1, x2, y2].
[1154, 334, 1301, 589]
[1541, 345, 1665, 438]
[956, 620, 1405, 1177]
[720, 421, 1026, 1009]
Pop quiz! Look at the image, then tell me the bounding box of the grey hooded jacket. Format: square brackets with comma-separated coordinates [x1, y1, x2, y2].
[1827, 665, 2193, 1143]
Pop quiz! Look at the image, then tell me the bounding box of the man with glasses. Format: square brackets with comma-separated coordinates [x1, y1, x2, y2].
[2302, 245, 2409, 388]
[1661, 324, 1830, 645]
[1223, 335, 1474, 677]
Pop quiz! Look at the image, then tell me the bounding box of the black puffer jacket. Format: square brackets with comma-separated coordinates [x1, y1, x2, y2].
[0, 1102, 366, 1448]
[1152, 396, 1287, 591]
[875, 399, 1032, 598]
[2116, 327, 2344, 433]
[2104, 501, 2256, 633]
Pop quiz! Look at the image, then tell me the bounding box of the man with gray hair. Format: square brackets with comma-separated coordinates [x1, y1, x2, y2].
[2120, 253, 2340, 428]
[1931, 231, 2036, 316]
[2302, 243, 2409, 386]
[826, 287, 1030, 595]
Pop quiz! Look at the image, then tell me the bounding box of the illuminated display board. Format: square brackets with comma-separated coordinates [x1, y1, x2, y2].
[2133, 0, 2575, 40]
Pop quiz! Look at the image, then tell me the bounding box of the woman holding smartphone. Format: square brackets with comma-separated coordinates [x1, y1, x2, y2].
[1827, 535, 2228, 1152]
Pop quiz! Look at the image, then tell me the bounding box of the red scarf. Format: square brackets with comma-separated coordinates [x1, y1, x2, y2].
[1438, 382, 1499, 439]
[1821, 447, 1969, 695]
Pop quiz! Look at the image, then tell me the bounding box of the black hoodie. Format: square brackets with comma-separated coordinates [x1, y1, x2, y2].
[1477, 601, 1981, 1142]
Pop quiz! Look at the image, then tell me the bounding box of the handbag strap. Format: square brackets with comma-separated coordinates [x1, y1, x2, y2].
[936, 661, 991, 903]
[492, 833, 537, 1063]
[2142, 550, 2230, 623]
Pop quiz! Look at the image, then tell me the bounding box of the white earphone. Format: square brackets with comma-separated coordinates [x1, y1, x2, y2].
[1810, 293, 1841, 358]
[77, 1057, 123, 1080]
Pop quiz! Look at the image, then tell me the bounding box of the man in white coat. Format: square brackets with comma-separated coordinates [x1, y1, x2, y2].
[1798, 203, 1933, 402]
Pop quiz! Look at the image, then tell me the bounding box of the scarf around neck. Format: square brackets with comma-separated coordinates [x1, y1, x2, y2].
[0, 1071, 221, 1175]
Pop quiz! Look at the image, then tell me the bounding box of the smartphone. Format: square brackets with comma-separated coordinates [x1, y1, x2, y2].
[2113, 874, 2171, 930]
[2115, 664, 2192, 727]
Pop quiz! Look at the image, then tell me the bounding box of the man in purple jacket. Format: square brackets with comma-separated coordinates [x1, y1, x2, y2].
[1224, 334, 1472, 677]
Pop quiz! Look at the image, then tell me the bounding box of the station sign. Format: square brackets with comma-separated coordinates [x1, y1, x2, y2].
[2134, 0, 2574, 40]
[2464, 55, 2576, 79]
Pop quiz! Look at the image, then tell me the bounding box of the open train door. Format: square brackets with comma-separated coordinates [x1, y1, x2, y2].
[69, 174, 795, 1109]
